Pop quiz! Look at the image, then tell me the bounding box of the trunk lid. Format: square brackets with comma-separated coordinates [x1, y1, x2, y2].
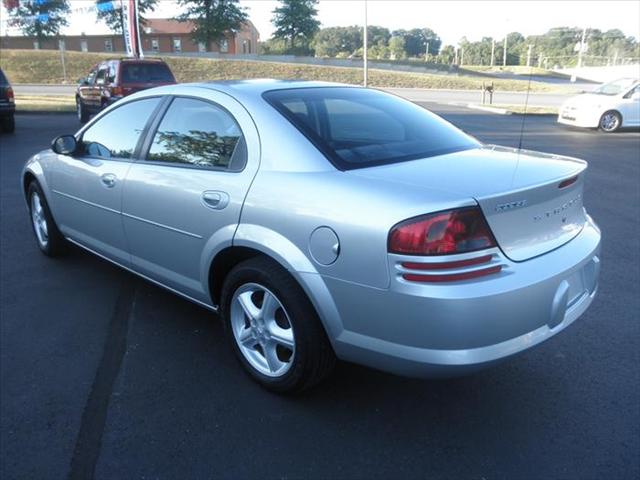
[350, 145, 588, 262]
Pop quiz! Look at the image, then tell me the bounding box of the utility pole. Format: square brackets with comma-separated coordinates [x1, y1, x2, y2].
[425, 41, 429, 62]
[363, 0, 368, 87]
[577, 27, 587, 68]
[503, 34, 508, 66]
[490, 39, 495, 66]
[460, 47, 464, 66]
[526, 44, 533, 67]
[454, 46, 458, 65]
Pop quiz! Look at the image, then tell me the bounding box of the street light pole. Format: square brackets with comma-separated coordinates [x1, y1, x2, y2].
[363, 0, 368, 87]
[503, 34, 508, 66]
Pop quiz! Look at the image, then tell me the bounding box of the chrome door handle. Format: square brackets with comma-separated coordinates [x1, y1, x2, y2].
[202, 191, 229, 210]
[101, 173, 117, 188]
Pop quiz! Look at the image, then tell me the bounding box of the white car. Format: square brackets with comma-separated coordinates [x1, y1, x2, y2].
[558, 78, 640, 132]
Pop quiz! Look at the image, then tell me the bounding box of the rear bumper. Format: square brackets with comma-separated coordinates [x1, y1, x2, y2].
[322, 216, 601, 378]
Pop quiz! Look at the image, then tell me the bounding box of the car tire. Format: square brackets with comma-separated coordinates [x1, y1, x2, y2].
[599, 110, 621, 133]
[221, 256, 336, 393]
[76, 98, 90, 124]
[27, 181, 67, 257]
[2, 114, 15, 133]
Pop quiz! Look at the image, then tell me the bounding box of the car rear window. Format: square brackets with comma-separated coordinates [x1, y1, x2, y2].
[120, 63, 175, 83]
[263, 87, 480, 170]
[0, 69, 8, 85]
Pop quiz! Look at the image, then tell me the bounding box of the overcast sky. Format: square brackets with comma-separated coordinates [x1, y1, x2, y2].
[1, 0, 639, 46]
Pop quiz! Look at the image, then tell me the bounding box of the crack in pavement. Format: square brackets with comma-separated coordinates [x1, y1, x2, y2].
[68, 279, 137, 480]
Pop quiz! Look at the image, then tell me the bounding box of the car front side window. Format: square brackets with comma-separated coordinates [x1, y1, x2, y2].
[146, 97, 246, 171]
[80, 98, 161, 160]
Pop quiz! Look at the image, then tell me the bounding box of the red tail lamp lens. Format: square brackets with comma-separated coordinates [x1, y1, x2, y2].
[388, 207, 497, 255]
[6, 87, 14, 102]
[558, 175, 578, 189]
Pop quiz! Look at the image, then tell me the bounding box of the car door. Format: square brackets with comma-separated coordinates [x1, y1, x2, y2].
[87, 64, 109, 111]
[122, 92, 260, 304]
[78, 66, 98, 106]
[619, 84, 640, 126]
[50, 97, 163, 265]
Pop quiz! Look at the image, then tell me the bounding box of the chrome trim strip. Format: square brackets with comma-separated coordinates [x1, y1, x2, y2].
[122, 212, 203, 239]
[52, 189, 120, 214]
[65, 237, 218, 312]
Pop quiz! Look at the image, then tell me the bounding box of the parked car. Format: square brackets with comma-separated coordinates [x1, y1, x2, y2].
[558, 77, 640, 132]
[75, 57, 176, 123]
[23, 81, 601, 393]
[0, 68, 15, 133]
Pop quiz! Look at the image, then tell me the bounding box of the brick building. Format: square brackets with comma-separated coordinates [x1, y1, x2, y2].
[0, 18, 259, 55]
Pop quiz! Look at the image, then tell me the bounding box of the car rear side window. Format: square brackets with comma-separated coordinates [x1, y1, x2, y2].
[121, 63, 175, 83]
[81, 98, 161, 159]
[146, 97, 246, 171]
[0, 69, 7, 84]
[264, 87, 480, 170]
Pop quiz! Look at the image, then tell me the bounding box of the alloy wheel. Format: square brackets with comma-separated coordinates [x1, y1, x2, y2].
[600, 112, 620, 132]
[230, 283, 295, 377]
[31, 192, 49, 248]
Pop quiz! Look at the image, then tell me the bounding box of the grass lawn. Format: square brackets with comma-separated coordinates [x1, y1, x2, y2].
[0, 49, 569, 93]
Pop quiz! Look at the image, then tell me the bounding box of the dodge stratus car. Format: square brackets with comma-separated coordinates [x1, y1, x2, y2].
[22, 80, 601, 392]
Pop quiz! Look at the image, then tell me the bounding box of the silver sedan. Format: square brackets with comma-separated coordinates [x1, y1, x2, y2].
[21, 80, 601, 393]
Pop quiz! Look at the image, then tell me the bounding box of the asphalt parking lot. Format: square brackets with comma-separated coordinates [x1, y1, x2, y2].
[1, 107, 639, 480]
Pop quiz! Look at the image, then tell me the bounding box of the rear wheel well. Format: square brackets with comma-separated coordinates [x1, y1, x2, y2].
[208, 247, 267, 306]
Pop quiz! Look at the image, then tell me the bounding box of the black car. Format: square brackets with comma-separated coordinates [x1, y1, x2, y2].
[0, 68, 15, 133]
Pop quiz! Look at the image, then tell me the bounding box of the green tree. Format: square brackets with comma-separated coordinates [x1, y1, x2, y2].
[6, 0, 70, 42]
[312, 26, 361, 57]
[388, 36, 406, 60]
[392, 28, 441, 57]
[176, 0, 247, 51]
[96, 0, 158, 34]
[271, 0, 320, 54]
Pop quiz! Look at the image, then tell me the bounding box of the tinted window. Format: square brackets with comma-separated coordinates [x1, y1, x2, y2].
[121, 63, 175, 83]
[264, 87, 480, 170]
[147, 98, 246, 170]
[0, 69, 8, 85]
[81, 98, 161, 159]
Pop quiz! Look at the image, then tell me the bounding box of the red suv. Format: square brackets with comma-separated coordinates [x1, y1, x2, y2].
[76, 58, 176, 123]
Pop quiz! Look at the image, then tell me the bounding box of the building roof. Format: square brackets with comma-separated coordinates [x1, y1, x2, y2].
[144, 18, 194, 35]
[143, 18, 258, 36]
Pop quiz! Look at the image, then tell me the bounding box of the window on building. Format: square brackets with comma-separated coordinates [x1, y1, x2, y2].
[172, 38, 182, 53]
[104, 39, 113, 52]
[219, 39, 229, 53]
[147, 98, 246, 171]
[33, 40, 40, 50]
[151, 38, 159, 53]
[80, 40, 88, 52]
[198, 42, 207, 53]
[58, 39, 65, 51]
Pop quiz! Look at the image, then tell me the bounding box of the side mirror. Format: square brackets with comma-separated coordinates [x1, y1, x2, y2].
[631, 92, 640, 101]
[51, 135, 77, 155]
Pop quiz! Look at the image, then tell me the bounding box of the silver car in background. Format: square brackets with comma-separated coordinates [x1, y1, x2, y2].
[22, 80, 601, 393]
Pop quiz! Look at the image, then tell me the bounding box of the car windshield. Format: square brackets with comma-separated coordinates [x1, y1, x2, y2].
[592, 78, 637, 96]
[121, 63, 175, 83]
[264, 87, 480, 170]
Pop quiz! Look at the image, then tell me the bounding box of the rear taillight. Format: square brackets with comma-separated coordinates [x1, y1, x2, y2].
[7, 87, 14, 103]
[388, 206, 497, 256]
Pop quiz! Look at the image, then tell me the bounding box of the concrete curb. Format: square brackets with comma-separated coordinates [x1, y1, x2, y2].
[15, 110, 74, 115]
[466, 104, 511, 115]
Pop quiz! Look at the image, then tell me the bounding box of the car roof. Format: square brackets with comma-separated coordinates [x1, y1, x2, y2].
[193, 79, 358, 96]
